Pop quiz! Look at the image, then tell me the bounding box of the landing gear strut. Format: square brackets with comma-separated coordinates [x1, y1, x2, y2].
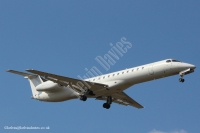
[103, 96, 112, 109]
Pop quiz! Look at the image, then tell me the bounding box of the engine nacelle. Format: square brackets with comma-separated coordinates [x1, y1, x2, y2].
[36, 81, 62, 91]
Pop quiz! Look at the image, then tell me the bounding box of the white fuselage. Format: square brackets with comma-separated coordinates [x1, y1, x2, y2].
[35, 59, 196, 102]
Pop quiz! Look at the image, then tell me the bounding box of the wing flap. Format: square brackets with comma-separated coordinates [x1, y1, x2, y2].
[113, 92, 144, 108]
[96, 92, 144, 109]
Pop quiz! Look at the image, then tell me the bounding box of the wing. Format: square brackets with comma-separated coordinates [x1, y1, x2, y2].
[26, 69, 108, 94]
[96, 91, 144, 109]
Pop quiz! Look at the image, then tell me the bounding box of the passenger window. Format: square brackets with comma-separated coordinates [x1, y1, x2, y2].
[108, 75, 110, 77]
[117, 73, 119, 75]
[137, 68, 139, 70]
[93, 79, 95, 81]
[103, 76, 105, 79]
[98, 77, 100, 80]
[132, 69, 134, 72]
[142, 67, 144, 69]
[127, 71, 129, 73]
[113, 74, 115, 76]
[122, 72, 124, 74]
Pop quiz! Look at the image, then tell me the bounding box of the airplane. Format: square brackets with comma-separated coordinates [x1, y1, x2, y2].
[7, 59, 196, 109]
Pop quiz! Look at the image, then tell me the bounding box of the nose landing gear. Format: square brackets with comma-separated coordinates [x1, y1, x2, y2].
[179, 68, 195, 83]
[179, 73, 185, 83]
[179, 78, 185, 83]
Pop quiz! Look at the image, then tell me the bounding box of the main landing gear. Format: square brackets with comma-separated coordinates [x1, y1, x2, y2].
[103, 96, 112, 109]
[80, 95, 87, 101]
[79, 89, 95, 101]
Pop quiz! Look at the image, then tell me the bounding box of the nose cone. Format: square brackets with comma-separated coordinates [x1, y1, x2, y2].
[190, 64, 196, 69]
[187, 63, 196, 69]
[178, 63, 196, 70]
[175, 62, 196, 75]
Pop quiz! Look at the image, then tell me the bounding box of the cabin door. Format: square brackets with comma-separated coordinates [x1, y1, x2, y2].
[148, 64, 154, 75]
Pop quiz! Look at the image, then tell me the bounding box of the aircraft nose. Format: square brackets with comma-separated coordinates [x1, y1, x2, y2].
[188, 64, 196, 69]
[191, 64, 196, 69]
[179, 63, 196, 70]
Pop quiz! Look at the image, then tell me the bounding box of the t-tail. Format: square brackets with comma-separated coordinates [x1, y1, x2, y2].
[7, 70, 43, 99]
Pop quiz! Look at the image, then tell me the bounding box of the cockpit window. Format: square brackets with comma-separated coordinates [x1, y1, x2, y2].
[166, 60, 171, 63]
[172, 60, 180, 62]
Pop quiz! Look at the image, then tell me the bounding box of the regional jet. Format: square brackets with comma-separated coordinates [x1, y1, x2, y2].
[7, 59, 196, 109]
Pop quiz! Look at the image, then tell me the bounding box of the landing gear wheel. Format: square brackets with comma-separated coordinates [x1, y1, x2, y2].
[80, 95, 87, 101]
[103, 103, 110, 109]
[102, 96, 112, 109]
[88, 90, 95, 96]
[179, 78, 185, 83]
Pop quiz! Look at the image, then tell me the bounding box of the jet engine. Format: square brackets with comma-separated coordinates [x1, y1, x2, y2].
[36, 81, 62, 91]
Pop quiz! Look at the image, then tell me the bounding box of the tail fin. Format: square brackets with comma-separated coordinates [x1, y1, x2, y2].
[7, 70, 43, 98]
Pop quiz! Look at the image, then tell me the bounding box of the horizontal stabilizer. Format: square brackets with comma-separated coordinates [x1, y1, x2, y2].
[7, 70, 37, 77]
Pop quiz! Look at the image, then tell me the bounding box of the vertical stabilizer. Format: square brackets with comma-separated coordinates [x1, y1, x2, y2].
[7, 70, 43, 98]
[26, 75, 43, 98]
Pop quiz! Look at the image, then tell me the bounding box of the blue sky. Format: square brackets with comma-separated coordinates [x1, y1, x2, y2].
[0, 1, 199, 133]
